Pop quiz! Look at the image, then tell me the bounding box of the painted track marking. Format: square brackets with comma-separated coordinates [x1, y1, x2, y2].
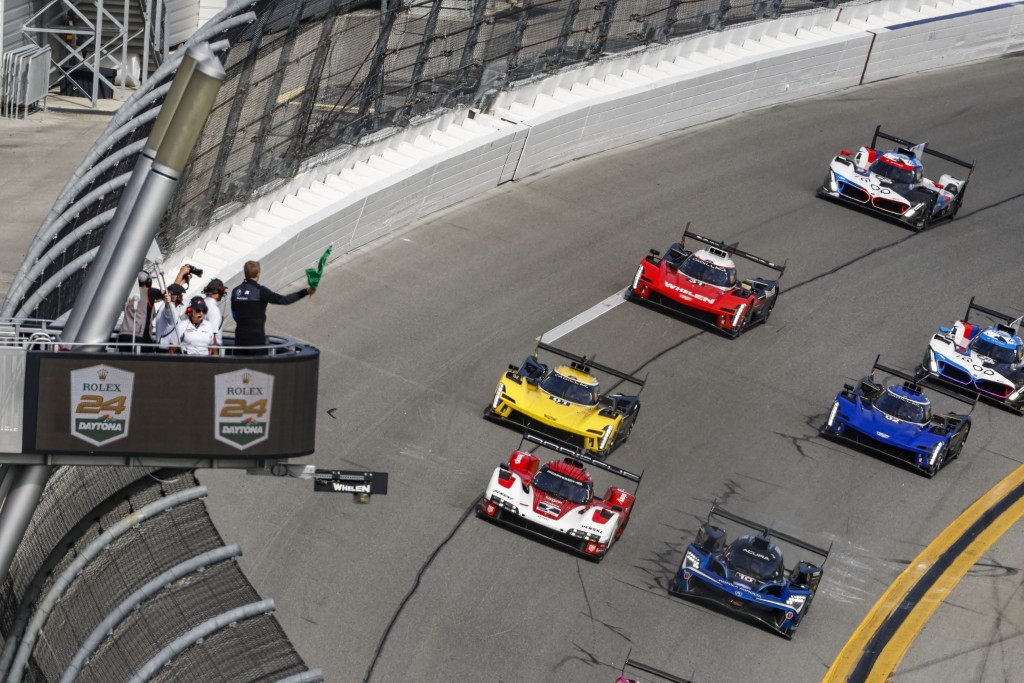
[824, 463, 1024, 682]
[540, 290, 627, 343]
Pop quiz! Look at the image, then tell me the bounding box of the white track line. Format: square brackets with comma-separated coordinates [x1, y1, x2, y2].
[540, 290, 628, 343]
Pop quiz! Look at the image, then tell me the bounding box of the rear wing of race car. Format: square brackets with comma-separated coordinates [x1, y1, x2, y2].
[682, 224, 786, 277]
[964, 296, 1022, 334]
[871, 356, 978, 411]
[620, 655, 691, 683]
[871, 125, 976, 177]
[708, 501, 831, 562]
[522, 432, 643, 483]
[535, 341, 648, 392]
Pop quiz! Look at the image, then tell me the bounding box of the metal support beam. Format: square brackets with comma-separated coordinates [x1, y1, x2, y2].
[127, 600, 277, 683]
[4, 486, 209, 683]
[59, 544, 242, 683]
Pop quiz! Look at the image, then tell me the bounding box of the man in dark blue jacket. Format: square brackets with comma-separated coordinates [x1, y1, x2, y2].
[230, 260, 315, 354]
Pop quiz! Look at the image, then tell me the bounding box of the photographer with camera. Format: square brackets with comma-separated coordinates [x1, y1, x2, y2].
[230, 260, 315, 355]
[117, 265, 190, 352]
[202, 277, 226, 338]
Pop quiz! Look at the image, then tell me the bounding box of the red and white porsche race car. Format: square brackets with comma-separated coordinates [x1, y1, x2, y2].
[478, 435, 641, 561]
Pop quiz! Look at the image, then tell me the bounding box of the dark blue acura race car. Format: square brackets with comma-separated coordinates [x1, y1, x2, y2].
[821, 358, 975, 477]
[668, 504, 830, 639]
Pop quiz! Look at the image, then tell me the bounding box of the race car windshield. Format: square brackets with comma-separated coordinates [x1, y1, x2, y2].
[541, 373, 598, 405]
[971, 337, 1021, 365]
[680, 256, 736, 288]
[727, 544, 781, 582]
[533, 469, 591, 504]
[876, 391, 931, 423]
[870, 158, 916, 184]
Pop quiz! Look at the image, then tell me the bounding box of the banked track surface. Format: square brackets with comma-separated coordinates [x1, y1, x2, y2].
[200, 54, 1024, 682]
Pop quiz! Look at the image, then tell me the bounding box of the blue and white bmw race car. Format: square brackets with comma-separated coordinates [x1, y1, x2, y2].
[919, 298, 1024, 414]
[668, 503, 829, 639]
[817, 126, 974, 231]
[822, 358, 975, 477]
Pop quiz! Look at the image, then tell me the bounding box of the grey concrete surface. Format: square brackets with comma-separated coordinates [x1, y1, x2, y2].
[191, 53, 1024, 682]
[0, 103, 114, 299]
[6, 56, 1024, 683]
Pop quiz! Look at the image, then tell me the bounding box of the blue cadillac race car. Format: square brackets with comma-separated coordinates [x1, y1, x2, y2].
[822, 358, 975, 477]
[668, 503, 829, 639]
[919, 298, 1024, 414]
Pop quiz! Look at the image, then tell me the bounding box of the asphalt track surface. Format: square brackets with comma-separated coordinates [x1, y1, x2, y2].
[199, 54, 1024, 682]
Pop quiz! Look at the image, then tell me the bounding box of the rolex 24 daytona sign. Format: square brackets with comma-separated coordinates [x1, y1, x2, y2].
[215, 369, 274, 450]
[70, 365, 134, 446]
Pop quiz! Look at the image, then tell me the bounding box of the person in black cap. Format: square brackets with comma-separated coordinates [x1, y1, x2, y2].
[117, 265, 190, 352]
[230, 260, 315, 355]
[202, 278, 227, 339]
[153, 283, 187, 351]
[173, 296, 218, 355]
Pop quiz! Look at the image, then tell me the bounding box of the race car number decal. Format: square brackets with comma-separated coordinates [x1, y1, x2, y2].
[537, 501, 560, 516]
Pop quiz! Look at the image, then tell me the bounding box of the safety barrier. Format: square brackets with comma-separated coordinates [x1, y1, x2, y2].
[158, 0, 1024, 299]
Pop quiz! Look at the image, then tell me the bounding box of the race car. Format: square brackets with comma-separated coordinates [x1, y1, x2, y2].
[668, 503, 829, 639]
[627, 224, 785, 338]
[821, 358, 975, 477]
[817, 125, 975, 231]
[918, 298, 1024, 414]
[477, 434, 641, 561]
[485, 342, 645, 458]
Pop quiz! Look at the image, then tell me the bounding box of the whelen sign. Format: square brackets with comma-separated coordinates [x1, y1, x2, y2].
[19, 346, 319, 460]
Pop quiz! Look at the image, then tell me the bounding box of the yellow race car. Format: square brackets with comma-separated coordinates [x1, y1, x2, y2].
[485, 343, 645, 458]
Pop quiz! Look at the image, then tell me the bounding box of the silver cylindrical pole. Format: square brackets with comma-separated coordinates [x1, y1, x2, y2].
[70, 44, 226, 350]
[0, 466, 51, 595]
[61, 45, 204, 343]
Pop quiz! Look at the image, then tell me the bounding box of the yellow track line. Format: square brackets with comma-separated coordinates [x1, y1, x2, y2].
[824, 463, 1024, 682]
[870, 493, 1024, 677]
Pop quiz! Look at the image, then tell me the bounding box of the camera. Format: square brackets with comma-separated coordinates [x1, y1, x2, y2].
[186, 264, 204, 278]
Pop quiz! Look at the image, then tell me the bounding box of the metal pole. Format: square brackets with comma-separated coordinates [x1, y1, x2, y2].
[59, 44, 200, 343]
[0, 466, 51, 604]
[69, 45, 224, 350]
[5, 487, 210, 683]
[128, 600, 276, 683]
[92, 0, 103, 108]
[59, 545, 240, 683]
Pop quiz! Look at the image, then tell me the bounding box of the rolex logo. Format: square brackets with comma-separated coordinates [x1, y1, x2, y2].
[98, 369, 108, 380]
[242, 373, 251, 385]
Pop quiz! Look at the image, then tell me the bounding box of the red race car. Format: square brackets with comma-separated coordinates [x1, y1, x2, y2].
[627, 225, 785, 338]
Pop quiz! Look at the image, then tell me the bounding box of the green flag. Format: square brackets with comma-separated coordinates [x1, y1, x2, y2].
[306, 244, 332, 289]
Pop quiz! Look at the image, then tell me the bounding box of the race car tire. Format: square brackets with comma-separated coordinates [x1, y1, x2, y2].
[731, 308, 753, 338]
[763, 297, 776, 323]
[950, 423, 970, 460]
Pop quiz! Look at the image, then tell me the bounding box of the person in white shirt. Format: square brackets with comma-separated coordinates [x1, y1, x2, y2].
[173, 297, 218, 356]
[202, 278, 226, 338]
[153, 283, 187, 351]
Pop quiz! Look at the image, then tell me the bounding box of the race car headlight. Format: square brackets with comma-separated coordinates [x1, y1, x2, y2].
[786, 594, 807, 612]
[599, 425, 613, 450]
[826, 400, 839, 428]
[904, 202, 924, 218]
[632, 265, 644, 291]
[732, 304, 746, 328]
[684, 550, 701, 569]
[928, 350, 938, 373]
[491, 383, 505, 410]
[1008, 385, 1024, 401]
[930, 442, 944, 466]
[829, 172, 838, 192]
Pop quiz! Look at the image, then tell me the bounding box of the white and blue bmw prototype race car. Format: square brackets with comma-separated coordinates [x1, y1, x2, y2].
[817, 126, 974, 231]
[919, 298, 1024, 414]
